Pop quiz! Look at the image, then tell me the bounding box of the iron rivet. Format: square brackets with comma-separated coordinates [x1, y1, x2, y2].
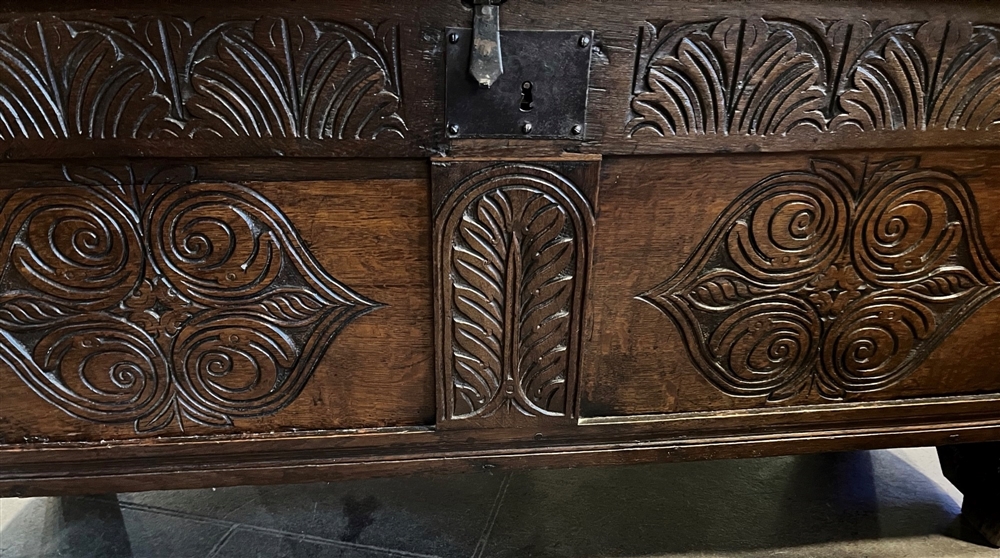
[571, 124, 583, 135]
[522, 122, 533, 134]
[448, 123, 460, 135]
[579, 35, 591, 48]
[449, 32, 460, 44]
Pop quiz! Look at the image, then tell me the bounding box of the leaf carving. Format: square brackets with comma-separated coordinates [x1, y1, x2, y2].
[449, 189, 575, 418]
[187, 17, 406, 140]
[630, 18, 1000, 137]
[686, 270, 766, 310]
[629, 18, 828, 137]
[0, 15, 406, 141]
[254, 289, 331, 326]
[436, 163, 595, 424]
[0, 295, 74, 329]
[836, 23, 1000, 131]
[0, 17, 183, 139]
[907, 267, 981, 300]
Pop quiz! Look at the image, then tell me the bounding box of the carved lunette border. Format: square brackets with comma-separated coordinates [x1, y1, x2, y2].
[629, 18, 1000, 137]
[0, 16, 405, 141]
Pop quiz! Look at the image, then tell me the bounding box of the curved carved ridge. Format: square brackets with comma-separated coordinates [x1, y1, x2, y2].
[629, 18, 1000, 137]
[0, 16, 405, 140]
[435, 163, 595, 423]
[640, 157, 1000, 402]
[0, 164, 381, 433]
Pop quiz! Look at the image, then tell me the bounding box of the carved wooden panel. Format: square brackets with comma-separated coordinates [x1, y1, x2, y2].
[0, 16, 405, 141]
[640, 156, 1000, 402]
[629, 18, 1000, 137]
[0, 164, 381, 434]
[432, 158, 599, 427]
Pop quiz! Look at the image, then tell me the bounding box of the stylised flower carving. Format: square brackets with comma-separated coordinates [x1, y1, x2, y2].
[640, 157, 1000, 401]
[123, 278, 201, 338]
[0, 165, 380, 433]
[804, 262, 867, 317]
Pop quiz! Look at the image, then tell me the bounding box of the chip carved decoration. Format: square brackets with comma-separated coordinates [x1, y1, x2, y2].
[0, 16, 406, 140]
[629, 18, 1000, 137]
[434, 162, 596, 426]
[0, 165, 381, 433]
[640, 157, 1000, 402]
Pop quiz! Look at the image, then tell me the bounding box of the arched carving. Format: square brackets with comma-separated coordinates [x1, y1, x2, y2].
[433, 161, 598, 426]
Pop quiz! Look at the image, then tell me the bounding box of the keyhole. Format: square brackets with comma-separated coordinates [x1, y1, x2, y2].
[520, 81, 534, 112]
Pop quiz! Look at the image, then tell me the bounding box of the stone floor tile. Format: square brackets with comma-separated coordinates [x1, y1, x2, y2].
[119, 471, 506, 558]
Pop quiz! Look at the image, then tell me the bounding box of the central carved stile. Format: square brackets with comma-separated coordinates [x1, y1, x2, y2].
[434, 162, 597, 427]
[501, 223, 523, 409]
[455, 189, 577, 419]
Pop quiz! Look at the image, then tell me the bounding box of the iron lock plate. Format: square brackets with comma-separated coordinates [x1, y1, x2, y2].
[446, 29, 594, 139]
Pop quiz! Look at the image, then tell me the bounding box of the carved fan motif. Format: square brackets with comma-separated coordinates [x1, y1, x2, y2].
[187, 18, 406, 139]
[629, 19, 1000, 136]
[0, 16, 405, 140]
[0, 165, 380, 433]
[640, 157, 1000, 401]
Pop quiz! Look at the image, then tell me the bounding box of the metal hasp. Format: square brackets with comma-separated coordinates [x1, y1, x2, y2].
[470, 0, 505, 87]
[446, 29, 595, 139]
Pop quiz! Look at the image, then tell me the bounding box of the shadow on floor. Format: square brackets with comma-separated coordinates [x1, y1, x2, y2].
[0, 449, 993, 558]
[477, 450, 979, 557]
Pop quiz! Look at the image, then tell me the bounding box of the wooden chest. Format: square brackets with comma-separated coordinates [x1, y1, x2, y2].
[0, 0, 998, 544]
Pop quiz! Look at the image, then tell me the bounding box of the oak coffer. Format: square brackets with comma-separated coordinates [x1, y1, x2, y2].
[0, 0, 998, 545]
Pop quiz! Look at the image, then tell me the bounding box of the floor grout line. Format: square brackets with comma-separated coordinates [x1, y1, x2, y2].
[106, 498, 442, 558]
[223, 523, 443, 558]
[98, 498, 234, 529]
[469, 472, 512, 558]
[205, 523, 241, 558]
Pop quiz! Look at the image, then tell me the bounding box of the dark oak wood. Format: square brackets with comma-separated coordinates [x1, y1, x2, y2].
[0, 0, 997, 547]
[0, 160, 435, 442]
[431, 157, 600, 428]
[0, 1, 996, 159]
[583, 151, 1000, 417]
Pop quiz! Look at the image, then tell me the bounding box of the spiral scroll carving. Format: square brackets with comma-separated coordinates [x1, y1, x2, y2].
[0, 165, 380, 433]
[640, 157, 1000, 401]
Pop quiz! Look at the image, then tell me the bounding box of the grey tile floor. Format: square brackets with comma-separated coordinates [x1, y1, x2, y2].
[0, 448, 996, 557]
